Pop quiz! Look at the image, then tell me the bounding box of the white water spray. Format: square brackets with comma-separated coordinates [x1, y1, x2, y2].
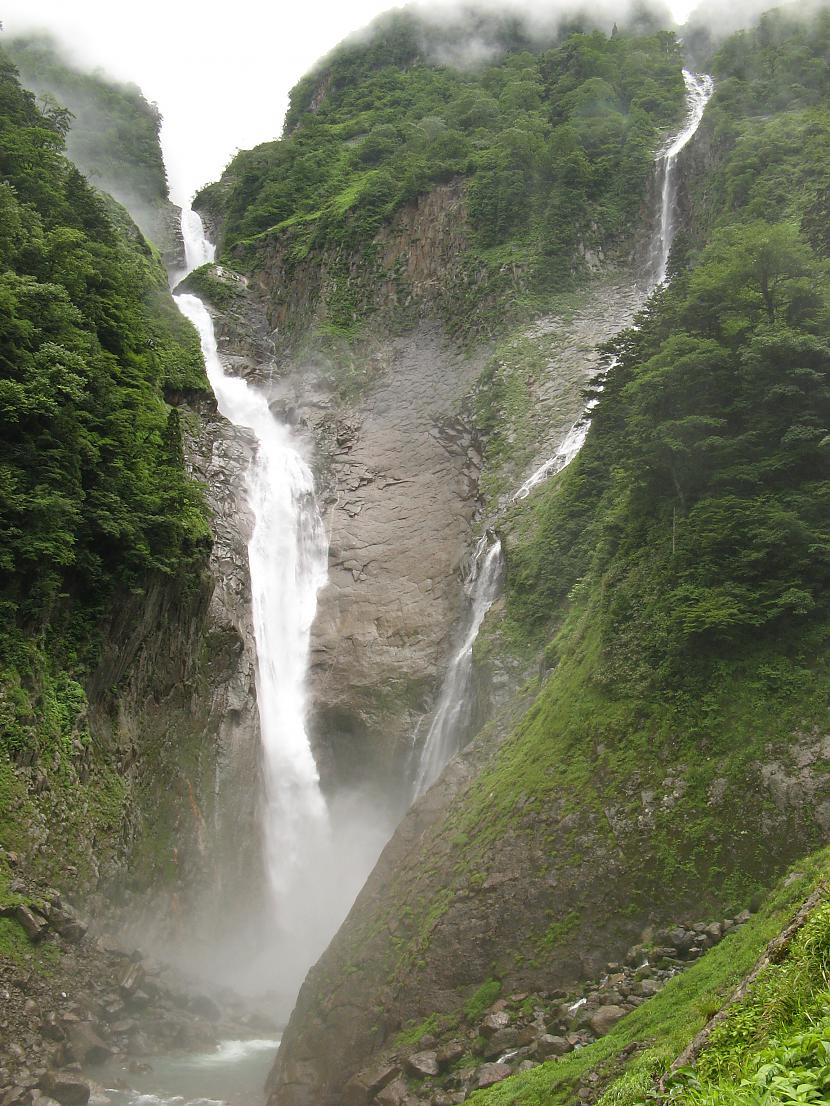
[174, 211, 330, 929]
[413, 533, 504, 798]
[650, 70, 714, 286]
[412, 71, 714, 795]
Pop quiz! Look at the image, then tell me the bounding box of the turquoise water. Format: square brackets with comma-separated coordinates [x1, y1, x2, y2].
[92, 1038, 280, 1106]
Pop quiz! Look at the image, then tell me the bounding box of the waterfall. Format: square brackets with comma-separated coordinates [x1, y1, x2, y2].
[512, 398, 600, 502]
[174, 211, 331, 992]
[649, 70, 715, 286]
[411, 71, 714, 796]
[413, 533, 504, 799]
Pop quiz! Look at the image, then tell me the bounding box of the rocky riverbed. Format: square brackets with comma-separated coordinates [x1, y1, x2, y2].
[0, 860, 277, 1106]
[340, 910, 753, 1106]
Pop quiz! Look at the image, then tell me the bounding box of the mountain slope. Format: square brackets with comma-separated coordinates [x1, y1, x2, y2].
[262, 8, 830, 1105]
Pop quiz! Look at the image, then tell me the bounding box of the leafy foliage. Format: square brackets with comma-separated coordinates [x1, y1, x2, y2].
[0, 48, 208, 760]
[198, 9, 684, 300]
[7, 33, 170, 208]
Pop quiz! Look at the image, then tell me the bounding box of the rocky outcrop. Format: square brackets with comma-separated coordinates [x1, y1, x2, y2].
[80, 387, 264, 979]
[0, 869, 276, 1105]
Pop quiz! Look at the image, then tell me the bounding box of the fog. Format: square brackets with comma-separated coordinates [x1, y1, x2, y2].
[2, 0, 701, 204]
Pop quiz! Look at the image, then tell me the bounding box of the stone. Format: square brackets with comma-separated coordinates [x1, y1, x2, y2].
[482, 1027, 518, 1059]
[589, 1006, 627, 1036]
[344, 1062, 400, 1106]
[516, 1060, 537, 1072]
[0, 1088, 28, 1106]
[117, 964, 144, 999]
[479, 1012, 510, 1037]
[374, 1079, 408, 1106]
[536, 1034, 570, 1059]
[405, 1051, 439, 1078]
[188, 994, 221, 1022]
[66, 1024, 112, 1066]
[40, 1017, 65, 1043]
[476, 1063, 512, 1089]
[436, 1042, 464, 1068]
[38, 1074, 90, 1106]
[636, 979, 661, 998]
[16, 906, 48, 943]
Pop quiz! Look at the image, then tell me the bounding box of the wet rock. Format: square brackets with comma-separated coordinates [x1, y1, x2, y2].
[39, 1073, 90, 1106]
[187, 994, 221, 1022]
[436, 1042, 464, 1068]
[479, 1012, 510, 1037]
[344, 1062, 400, 1106]
[40, 1016, 65, 1043]
[374, 1078, 408, 1106]
[66, 1024, 111, 1066]
[117, 964, 144, 1000]
[589, 1006, 627, 1036]
[406, 1051, 439, 1077]
[482, 1027, 518, 1059]
[16, 907, 48, 943]
[536, 1034, 570, 1058]
[476, 1063, 512, 1089]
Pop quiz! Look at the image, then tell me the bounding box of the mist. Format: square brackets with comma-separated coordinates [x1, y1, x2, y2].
[2, 0, 699, 205]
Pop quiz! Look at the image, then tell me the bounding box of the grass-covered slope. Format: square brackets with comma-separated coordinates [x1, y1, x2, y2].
[0, 47, 210, 891]
[268, 9, 830, 1104]
[197, 9, 685, 339]
[469, 853, 830, 1106]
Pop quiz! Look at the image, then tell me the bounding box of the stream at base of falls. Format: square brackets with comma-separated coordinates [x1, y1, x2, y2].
[91, 1039, 279, 1106]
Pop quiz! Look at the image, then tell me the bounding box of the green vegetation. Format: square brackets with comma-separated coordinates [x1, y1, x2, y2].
[180, 262, 245, 311]
[197, 9, 685, 335]
[469, 854, 829, 1105]
[465, 978, 503, 1022]
[0, 47, 209, 877]
[7, 33, 170, 210]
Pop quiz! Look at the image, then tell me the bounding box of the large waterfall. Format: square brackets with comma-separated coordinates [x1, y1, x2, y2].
[174, 213, 334, 1001]
[411, 71, 714, 796]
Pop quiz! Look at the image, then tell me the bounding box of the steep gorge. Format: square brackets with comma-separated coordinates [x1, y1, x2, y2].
[4, 7, 830, 1106]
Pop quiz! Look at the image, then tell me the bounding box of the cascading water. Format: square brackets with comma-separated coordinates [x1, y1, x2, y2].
[413, 534, 504, 799]
[174, 211, 331, 988]
[411, 71, 713, 796]
[649, 70, 714, 285]
[513, 398, 600, 502]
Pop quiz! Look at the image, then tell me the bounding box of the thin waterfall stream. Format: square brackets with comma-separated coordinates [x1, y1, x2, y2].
[411, 70, 714, 795]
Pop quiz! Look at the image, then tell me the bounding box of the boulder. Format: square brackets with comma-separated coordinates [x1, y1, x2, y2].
[482, 1027, 518, 1059]
[536, 1035, 570, 1059]
[476, 1063, 512, 1089]
[16, 906, 48, 943]
[436, 1042, 465, 1068]
[39, 1073, 90, 1106]
[188, 994, 221, 1022]
[636, 979, 661, 998]
[479, 1011, 510, 1037]
[405, 1051, 439, 1078]
[374, 1078, 408, 1106]
[344, 1062, 400, 1106]
[66, 1024, 112, 1066]
[117, 964, 144, 999]
[589, 1006, 627, 1036]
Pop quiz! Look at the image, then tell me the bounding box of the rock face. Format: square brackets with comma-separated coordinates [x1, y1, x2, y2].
[308, 326, 487, 785]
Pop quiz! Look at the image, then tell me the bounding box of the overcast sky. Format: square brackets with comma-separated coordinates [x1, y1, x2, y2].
[3, 0, 694, 204]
